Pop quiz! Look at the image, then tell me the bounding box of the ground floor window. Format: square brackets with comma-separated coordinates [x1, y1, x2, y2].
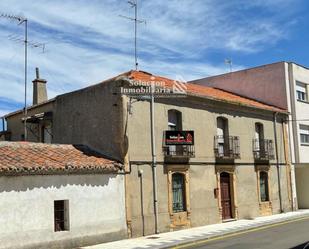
[172, 173, 186, 213]
[260, 171, 269, 202]
[54, 200, 69, 232]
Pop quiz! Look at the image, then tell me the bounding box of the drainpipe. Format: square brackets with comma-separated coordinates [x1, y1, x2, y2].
[273, 112, 283, 213]
[150, 83, 159, 234]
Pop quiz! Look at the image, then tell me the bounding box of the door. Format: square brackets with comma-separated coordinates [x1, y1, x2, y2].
[170, 172, 190, 228]
[220, 172, 232, 220]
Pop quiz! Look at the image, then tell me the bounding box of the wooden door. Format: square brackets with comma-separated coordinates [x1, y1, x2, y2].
[220, 172, 232, 220]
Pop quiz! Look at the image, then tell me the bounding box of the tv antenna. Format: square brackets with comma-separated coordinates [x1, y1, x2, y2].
[224, 58, 233, 72]
[119, 0, 146, 70]
[1, 13, 46, 141]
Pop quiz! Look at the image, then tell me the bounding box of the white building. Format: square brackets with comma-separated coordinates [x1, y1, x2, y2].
[191, 62, 309, 209]
[0, 142, 126, 249]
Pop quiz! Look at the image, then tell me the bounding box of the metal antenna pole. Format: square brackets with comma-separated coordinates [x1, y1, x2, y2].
[1, 14, 45, 141]
[134, 0, 138, 70]
[119, 0, 146, 70]
[23, 19, 28, 141]
[224, 58, 233, 72]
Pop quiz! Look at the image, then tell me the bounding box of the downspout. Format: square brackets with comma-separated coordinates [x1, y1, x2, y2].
[282, 120, 294, 211]
[273, 112, 283, 213]
[150, 83, 159, 234]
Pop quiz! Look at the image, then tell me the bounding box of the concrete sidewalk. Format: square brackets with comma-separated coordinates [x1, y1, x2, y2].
[79, 210, 309, 249]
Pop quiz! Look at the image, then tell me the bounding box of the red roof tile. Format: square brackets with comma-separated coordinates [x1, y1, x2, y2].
[0, 142, 122, 175]
[119, 70, 286, 113]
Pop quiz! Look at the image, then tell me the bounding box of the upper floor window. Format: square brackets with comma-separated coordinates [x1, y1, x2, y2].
[296, 82, 307, 102]
[255, 123, 264, 142]
[217, 117, 229, 137]
[217, 117, 229, 155]
[168, 110, 182, 131]
[300, 124, 309, 145]
[254, 123, 264, 150]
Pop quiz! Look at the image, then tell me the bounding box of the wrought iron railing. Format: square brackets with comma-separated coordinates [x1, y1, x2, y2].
[253, 139, 275, 160]
[163, 145, 195, 157]
[214, 135, 240, 159]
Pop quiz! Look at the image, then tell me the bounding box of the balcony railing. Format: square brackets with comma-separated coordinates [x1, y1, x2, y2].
[214, 135, 240, 159]
[253, 139, 275, 160]
[163, 145, 195, 158]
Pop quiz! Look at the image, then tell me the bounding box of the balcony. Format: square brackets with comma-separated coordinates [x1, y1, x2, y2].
[253, 139, 275, 161]
[214, 135, 240, 159]
[163, 145, 195, 157]
[163, 130, 195, 162]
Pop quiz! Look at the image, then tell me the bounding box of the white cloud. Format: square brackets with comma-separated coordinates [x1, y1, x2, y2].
[0, 0, 302, 114]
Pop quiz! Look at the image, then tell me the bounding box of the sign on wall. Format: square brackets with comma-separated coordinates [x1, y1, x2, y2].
[165, 130, 194, 145]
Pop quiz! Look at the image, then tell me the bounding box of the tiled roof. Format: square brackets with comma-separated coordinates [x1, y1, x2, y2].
[119, 70, 286, 113]
[0, 142, 122, 175]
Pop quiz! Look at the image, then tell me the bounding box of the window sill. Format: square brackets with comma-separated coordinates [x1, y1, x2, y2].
[297, 99, 309, 104]
[300, 143, 309, 147]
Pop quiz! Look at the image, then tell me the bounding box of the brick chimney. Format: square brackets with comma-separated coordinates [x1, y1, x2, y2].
[32, 67, 47, 105]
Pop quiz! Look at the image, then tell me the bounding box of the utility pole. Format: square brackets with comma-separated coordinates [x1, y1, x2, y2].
[120, 0, 146, 70]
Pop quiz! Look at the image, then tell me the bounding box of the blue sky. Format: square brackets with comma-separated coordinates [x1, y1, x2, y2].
[0, 0, 309, 129]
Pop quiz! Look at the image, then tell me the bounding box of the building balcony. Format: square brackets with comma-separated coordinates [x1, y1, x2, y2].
[163, 145, 195, 158]
[253, 139, 275, 161]
[214, 135, 240, 159]
[163, 130, 195, 162]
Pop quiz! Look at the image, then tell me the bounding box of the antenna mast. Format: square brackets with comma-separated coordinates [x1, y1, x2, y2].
[120, 0, 146, 70]
[224, 58, 233, 72]
[1, 14, 46, 141]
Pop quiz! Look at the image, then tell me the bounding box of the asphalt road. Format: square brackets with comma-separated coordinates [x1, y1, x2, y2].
[182, 217, 309, 249]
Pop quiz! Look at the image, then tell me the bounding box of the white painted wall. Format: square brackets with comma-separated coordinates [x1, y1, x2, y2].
[0, 174, 126, 249]
[295, 166, 309, 208]
[291, 64, 309, 163]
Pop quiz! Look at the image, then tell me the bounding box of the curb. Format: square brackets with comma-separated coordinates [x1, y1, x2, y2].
[161, 213, 309, 249]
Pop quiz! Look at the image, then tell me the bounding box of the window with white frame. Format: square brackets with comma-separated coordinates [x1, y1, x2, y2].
[300, 124, 309, 145]
[296, 82, 308, 102]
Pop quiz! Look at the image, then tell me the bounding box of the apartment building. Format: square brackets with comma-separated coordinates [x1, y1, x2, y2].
[1, 70, 292, 240]
[191, 62, 309, 209]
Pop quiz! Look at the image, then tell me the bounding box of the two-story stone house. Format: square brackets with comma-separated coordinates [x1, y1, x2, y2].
[1, 70, 292, 239]
[191, 61, 309, 209]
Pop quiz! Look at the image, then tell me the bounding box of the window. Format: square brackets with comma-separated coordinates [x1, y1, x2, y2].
[259, 172, 269, 202]
[168, 110, 182, 131]
[54, 200, 69, 232]
[172, 173, 186, 213]
[217, 117, 229, 156]
[300, 124, 309, 145]
[296, 82, 307, 101]
[167, 110, 182, 155]
[254, 123, 264, 155]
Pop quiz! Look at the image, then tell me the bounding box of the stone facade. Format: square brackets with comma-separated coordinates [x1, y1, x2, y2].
[191, 62, 309, 209]
[2, 70, 293, 241]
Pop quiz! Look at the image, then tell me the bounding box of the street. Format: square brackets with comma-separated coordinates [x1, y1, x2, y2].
[181, 217, 309, 249]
